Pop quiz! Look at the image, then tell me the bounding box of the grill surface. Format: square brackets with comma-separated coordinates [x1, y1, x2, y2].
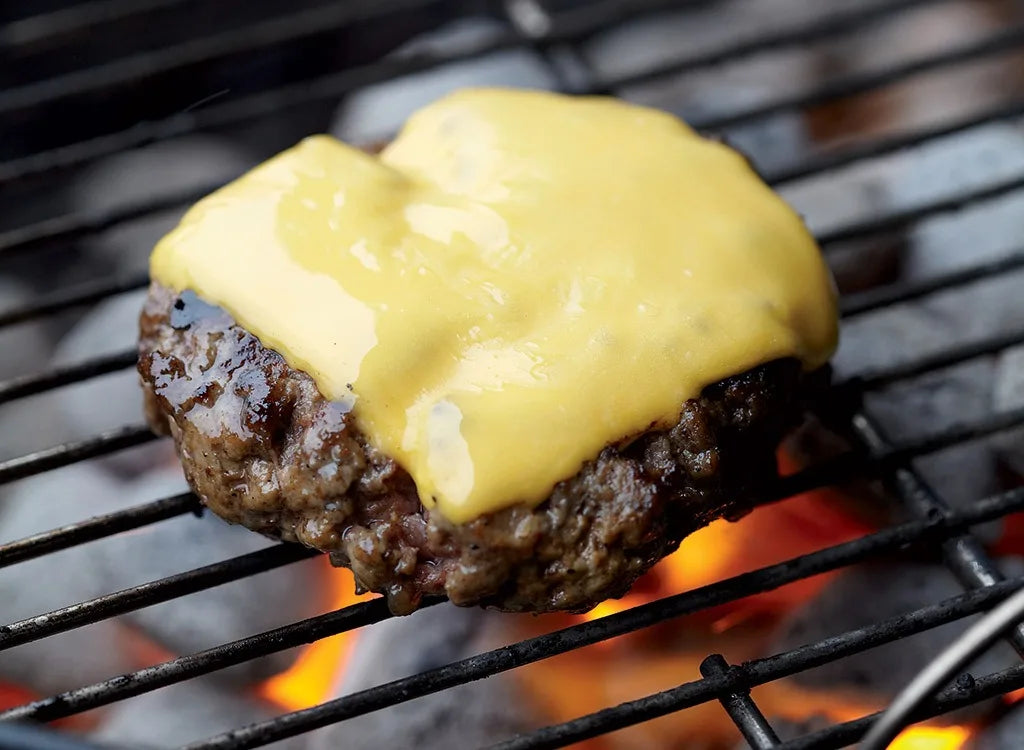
[3, 0, 1024, 748]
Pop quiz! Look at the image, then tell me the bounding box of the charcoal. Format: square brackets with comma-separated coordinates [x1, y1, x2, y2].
[331, 18, 556, 145]
[73, 137, 253, 276]
[594, 0, 819, 176]
[308, 604, 540, 750]
[51, 290, 178, 477]
[770, 560, 1020, 721]
[818, 0, 1024, 148]
[968, 703, 1024, 750]
[91, 679, 303, 749]
[0, 464, 137, 697]
[581, 0, 879, 82]
[92, 468, 333, 686]
[832, 267, 1024, 535]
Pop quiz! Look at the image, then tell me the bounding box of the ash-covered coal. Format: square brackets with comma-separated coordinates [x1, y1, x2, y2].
[0, 464, 137, 697]
[967, 702, 1024, 750]
[770, 560, 1021, 721]
[92, 679, 304, 750]
[73, 137, 253, 277]
[309, 604, 541, 750]
[50, 289, 178, 477]
[92, 468, 334, 686]
[331, 18, 557, 146]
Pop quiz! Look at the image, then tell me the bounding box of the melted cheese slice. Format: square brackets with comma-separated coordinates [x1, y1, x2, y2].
[151, 88, 838, 524]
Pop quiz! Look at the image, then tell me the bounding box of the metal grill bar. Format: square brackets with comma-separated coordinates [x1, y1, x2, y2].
[0, 0, 192, 50]
[5, 127, 1021, 270]
[851, 411, 1024, 656]
[194, 575, 1024, 750]
[840, 250, 1024, 317]
[0, 350, 137, 406]
[766, 99, 1024, 186]
[6, 488, 1020, 727]
[699, 654, 780, 750]
[0, 271, 148, 330]
[4, 2, 1024, 747]
[0, 0, 949, 187]
[628, 19, 1024, 128]
[818, 171, 1024, 248]
[0, 596, 422, 724]
[852, 327, 1024, 390]
[487, 580, 1024, 750]
[0, 492, 198, 568]
[0, 544, 316, 650]
[0, 0, 441, 117]
[776, 666, 1024, 750]
[0, 425, 155, 485]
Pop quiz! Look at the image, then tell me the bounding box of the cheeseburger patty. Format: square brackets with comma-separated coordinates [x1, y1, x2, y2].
[139, 283, 811, 615]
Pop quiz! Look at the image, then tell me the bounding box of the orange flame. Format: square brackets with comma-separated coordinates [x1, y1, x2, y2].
[889, 725, 970, 750]
[259, 561, 373, 710]
[583, 448, 871, 630]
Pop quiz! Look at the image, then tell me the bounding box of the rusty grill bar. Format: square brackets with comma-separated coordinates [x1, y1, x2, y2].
[3, 0, 1024, 748]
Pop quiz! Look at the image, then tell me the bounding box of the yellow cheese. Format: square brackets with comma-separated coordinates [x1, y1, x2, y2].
[150, 88, 838, 524]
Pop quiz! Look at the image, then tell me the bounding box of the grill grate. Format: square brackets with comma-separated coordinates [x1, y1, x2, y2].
[4, 0, 1024, 748]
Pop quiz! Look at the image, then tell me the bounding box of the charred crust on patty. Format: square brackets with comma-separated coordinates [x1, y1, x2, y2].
[139, 282, 812, 614]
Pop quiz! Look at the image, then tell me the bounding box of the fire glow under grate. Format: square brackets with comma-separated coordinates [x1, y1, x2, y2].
[4, 0, 1024, 748]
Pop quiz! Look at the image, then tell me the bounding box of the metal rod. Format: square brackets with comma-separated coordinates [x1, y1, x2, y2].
[700, 654, 780, 750]
[485, 581, 1024, 750]
[0, 349, 137, 405]
[0, 544, 317, 650]
[1, 595, 422, 723]
[840, 250, 1024, 317]
[860, 585, 1024, 750]
[818, 170, 1024, 248]
[0, 0, 441, 117]
[229, 576, 1024, 750]
[0, 493, 198, 568]
[0, 0, 950, 189]
[0, 424, 156, 485]
[687, 24, 1024, 132]
[176, 509, 1024, 750]
[0, 271, 149, 330]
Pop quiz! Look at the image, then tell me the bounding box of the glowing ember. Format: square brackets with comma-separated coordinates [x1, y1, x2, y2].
[583, 448, 870, 630]
[259, 562, 374, 710]
[889, 725, 970, 750]
[0, 682, 35, 712]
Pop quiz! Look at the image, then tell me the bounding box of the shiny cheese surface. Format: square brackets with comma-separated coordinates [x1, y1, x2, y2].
[150, 88, 838, 524]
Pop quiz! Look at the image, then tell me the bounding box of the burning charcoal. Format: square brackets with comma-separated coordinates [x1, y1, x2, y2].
[92, 679, 304, 749]
[968, 702, 1024, 749]
[51, 289, 177, 477]
[330, 18, 557, 145]
[770, 561, 1020, 721]
[0, 464, 137, 697]
[92, 468, 333, 686]
[991, 345, 1024, 479]
[308, 604, 540, 750]
[73, 137, 253, 276]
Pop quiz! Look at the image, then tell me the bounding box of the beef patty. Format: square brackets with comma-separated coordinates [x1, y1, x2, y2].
[139, 282, 813, 614]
